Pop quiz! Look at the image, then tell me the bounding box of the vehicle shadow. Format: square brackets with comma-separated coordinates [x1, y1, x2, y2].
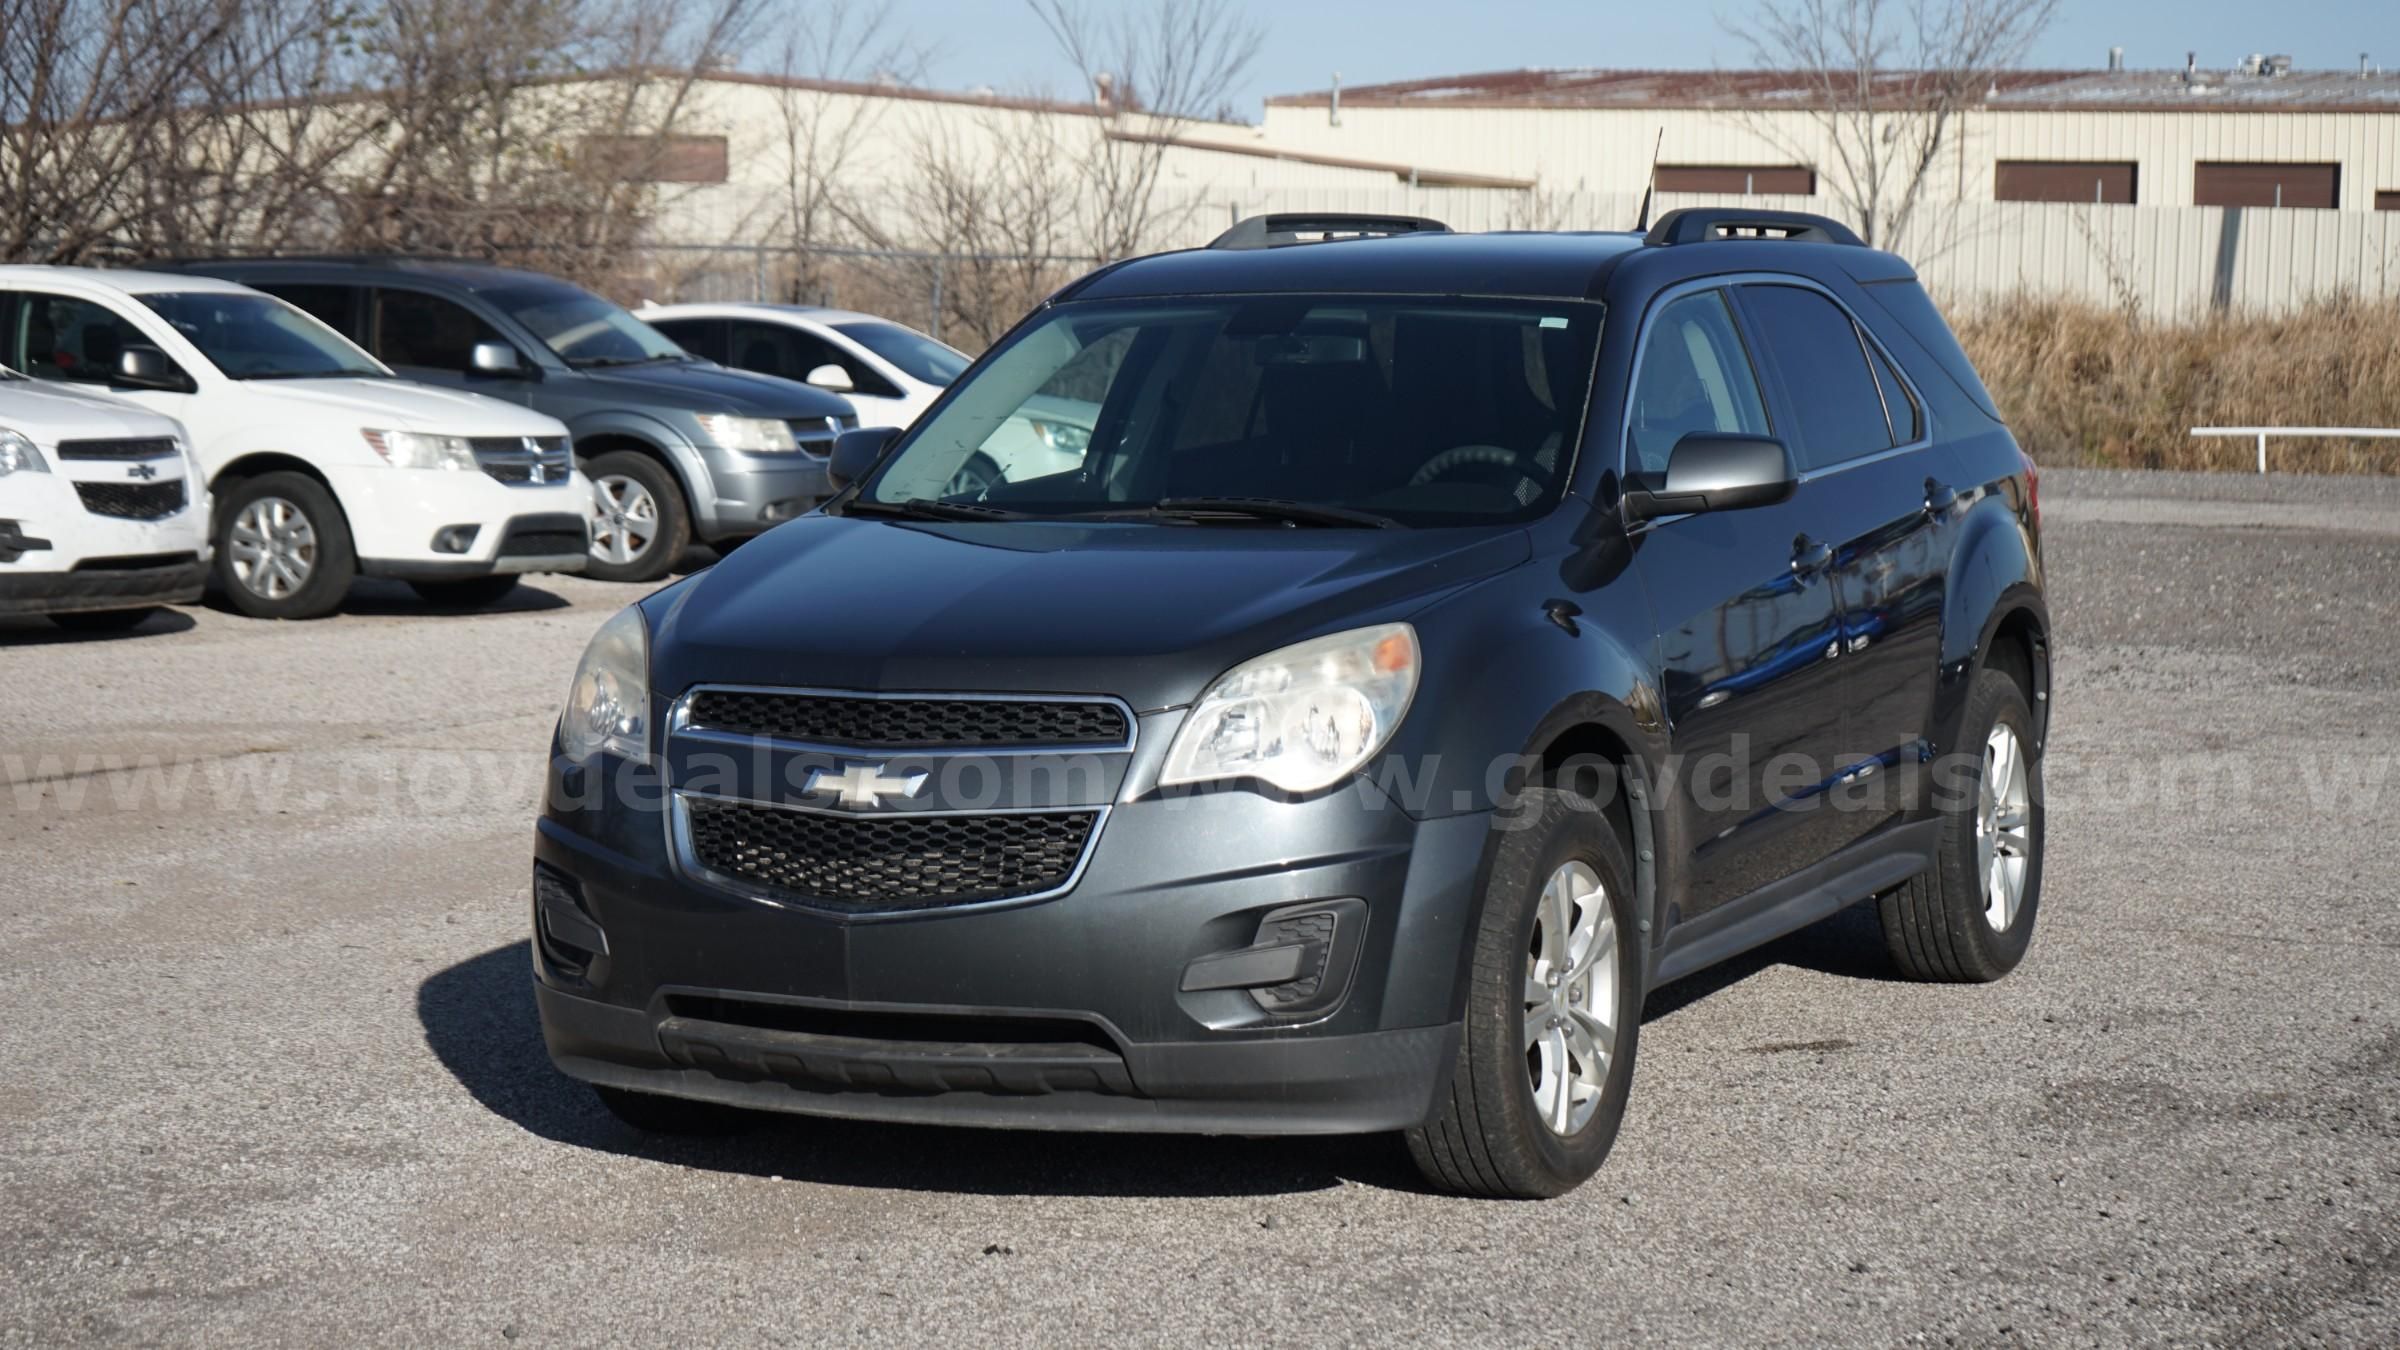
[1641, 900, 1903, 1026]
[335, 578, 575, 616]
[0, 606, 199, 644]
[418, 941, 1420, 1198]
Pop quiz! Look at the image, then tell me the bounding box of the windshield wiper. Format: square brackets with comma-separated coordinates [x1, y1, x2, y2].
[840, 496, 1033, 522]
[1118, 497, 1401, 529]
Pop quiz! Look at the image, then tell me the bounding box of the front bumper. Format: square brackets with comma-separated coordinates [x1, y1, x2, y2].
[1, 468, 209, 614]
[324, 464, 590, 575]
[531, 755, 1491, 1135]
[0, 555, 207, 615]
[687, 447, 832, 542]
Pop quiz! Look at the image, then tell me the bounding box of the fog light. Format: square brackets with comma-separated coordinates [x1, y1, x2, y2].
[759, 498, 809, 523]
[432, 524, 481, 554]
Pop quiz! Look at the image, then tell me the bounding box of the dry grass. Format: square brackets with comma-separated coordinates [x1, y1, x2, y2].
[1950, 295, 2400, 474]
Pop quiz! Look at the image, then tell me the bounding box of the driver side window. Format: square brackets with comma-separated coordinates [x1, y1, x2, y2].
[4, 291, 168, 387]
[1625, 290, 1771, 482]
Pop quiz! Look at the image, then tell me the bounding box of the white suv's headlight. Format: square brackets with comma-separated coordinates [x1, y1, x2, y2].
[696, 413, 799, 453]
[0, 427, 49, 476]
[362, 428, 477, 471]
[560, 605, 651, 764]
[1161, 623, 1420, 794]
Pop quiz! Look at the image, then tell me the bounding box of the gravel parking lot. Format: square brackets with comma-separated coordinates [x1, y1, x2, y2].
[4, 470, 2395, 1346]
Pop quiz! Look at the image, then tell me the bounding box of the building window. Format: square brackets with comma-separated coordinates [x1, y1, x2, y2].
[1995, 161, 2137, 204]
[2378, 191, 2400, 212]
[1655, 165, 1817, 196]
[2193, 162, 2340, 209]
[582, 134, 730, 185]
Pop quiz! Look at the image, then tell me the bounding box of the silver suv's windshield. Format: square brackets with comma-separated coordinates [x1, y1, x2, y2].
[487, 281, 687, 368]
[138, 292, 385, 380]
[859, 295, 1603, 527]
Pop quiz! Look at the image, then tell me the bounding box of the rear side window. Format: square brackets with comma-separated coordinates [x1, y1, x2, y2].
[1859, 279, 2003, 422]
[1624, 289, 1771, 481]
[1864, 339, 1922, 444]
[1739, 285, 1893, 471]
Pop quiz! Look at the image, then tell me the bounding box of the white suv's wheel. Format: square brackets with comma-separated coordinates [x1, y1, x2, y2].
[213, 471, 355, 620]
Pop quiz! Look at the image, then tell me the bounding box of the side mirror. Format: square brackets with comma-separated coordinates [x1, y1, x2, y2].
[1623, 434, 1795, 522]
[826, 425, 900, 492]
[114, 346, 187, 392]
[804, 362, 855, 393]
[471, 341, 528, 377]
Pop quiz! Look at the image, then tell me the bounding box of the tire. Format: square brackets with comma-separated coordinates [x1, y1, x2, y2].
[592, 1084, 756, 1136]
[50, 606, 160, 632]
[584, 449, 691, 584]
[943, 452, 1001, 500]
[1406, 787, 1643, 1199]
[213, 471, 356, 620]
[1877, 664, 2045, 982]
[406, 576, 521, 609]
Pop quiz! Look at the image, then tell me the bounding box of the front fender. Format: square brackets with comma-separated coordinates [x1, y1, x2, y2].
[570, 411, 714, 520]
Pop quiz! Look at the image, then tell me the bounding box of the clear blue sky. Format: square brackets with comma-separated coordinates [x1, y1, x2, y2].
[880, 0, 2390, 117]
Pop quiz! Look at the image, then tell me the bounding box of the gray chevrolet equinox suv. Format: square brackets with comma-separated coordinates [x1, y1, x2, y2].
[532, 211, 2051, 1198]
[168, 258, 858, 582]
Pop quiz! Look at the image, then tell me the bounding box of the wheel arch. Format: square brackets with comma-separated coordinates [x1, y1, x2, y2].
[208, 454, 354, 535]
[1933, 492, 2050, 755]
[1520, 697, 1667, 981]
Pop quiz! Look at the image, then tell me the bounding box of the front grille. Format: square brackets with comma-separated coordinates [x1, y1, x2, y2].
[684, 690, 1129, 749]
[684, 798, 1097, 913]
[75, 479, 186, 520]
[470, 435, 573, 486]
[496, 513, 589, 558]
[787, 416, 844, 456]
[55, 437, 178, 462]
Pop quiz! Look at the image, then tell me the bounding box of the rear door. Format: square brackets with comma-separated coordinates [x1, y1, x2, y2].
[1628, 286, 1859, 920]
[1735, 281, 1961, 837]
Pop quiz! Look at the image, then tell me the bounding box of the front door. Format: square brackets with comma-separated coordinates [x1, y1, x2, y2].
[1627, 287, 1860, 922]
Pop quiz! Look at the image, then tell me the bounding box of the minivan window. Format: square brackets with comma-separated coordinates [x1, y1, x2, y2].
[1739, 285, 1894, 471]
[485, 282, 685, 367]
[377, 288, 506, 371]
[863, 295, 1603, 527]
[832, 320, 969, 386]
[1625, 289, 1771, 482]
[139, 291, 385, 380]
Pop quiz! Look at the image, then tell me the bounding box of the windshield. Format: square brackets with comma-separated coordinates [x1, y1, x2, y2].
[832, 320, 969, 386]
[138, 292, 385, 380]
[860, 295, 1603, 527]
[488, 283, 686, 367]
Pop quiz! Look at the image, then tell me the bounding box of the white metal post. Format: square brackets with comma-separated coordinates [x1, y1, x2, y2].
[2259, 431, 2269, 475]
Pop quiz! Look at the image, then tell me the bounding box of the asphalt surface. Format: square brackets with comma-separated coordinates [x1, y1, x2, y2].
[2, 470, 2394, 1345]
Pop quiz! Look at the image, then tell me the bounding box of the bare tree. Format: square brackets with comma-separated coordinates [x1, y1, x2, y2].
[764, 0, 932, 301]
[0, 0, 246, 262]
[1026, 0, 1263, 260]
[884, 111, 1087, 348]
[1724, 0, 2059, 247]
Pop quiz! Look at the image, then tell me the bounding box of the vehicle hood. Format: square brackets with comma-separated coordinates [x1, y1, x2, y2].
[234, 378, 566, 436]
[0, 380, 185, 446]
[648, 516, 1532, 712]
[570, 360, 854, 419]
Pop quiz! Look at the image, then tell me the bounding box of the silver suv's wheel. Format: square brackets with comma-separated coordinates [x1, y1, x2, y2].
[580, 449, 691, 584]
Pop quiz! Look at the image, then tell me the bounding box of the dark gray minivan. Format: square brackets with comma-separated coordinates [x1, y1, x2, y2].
[168, 259, 858, 582]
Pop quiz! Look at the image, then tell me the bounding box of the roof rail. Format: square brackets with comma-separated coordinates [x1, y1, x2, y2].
[1644, 208, 1865, 248]
[1208, 212, 1451, 250]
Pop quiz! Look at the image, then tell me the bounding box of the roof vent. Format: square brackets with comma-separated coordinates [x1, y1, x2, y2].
[2108, 46, 2125, 72]
[2268, 54, 2294, 77]
[2362, 53, 2375, 79]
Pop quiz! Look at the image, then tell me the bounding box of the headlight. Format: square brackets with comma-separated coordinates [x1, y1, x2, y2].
[1029, 419, 1091, 454]
[0, 427, 49, 476]
[695, 413, 799, 452]
[560, 604, 651, 765]
[362, 428, 476, 471]
[1160, 622, 1420, 794]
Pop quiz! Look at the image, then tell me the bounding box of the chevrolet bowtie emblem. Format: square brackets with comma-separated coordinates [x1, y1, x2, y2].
[803, 762, 928, 809]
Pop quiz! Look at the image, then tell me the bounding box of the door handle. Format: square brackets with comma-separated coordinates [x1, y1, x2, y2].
[1923, 478, 1959, 517]
[1790, 535, 1833, 577]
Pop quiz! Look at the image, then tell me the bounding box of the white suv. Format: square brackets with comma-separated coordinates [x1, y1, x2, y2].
[0, 365, 207, 630]
[0, 267, 588, 619]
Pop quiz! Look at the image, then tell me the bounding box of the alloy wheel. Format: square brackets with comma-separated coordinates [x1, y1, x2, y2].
[228, 496, 318, 600]
[591, 474, 659, 567]
[1524, 859, 1618, 1136]
[1976, 723, 2034, 930]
